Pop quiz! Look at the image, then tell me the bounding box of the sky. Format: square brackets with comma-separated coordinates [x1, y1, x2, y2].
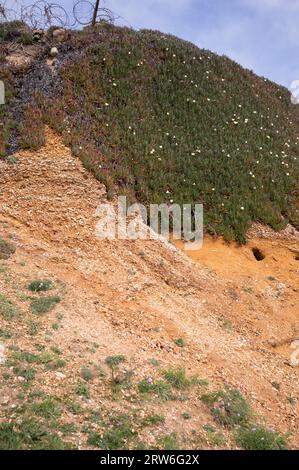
[5, 0, 299, 89]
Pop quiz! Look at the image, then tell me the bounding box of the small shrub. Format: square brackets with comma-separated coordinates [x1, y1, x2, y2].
[203, 424, 226, 446]
[163, 367, 201, 389]
[236, 425, 288, 450]
[0, 329, 12, 339]
[174, 338, 185, 347]
[30, 296, 61, 315]
[200, 385, 252, 428]
[105, 355, 126, 381]
[141, 414, 165, 427]
[13, 366, 35, 381]
[138, 378, 173, 400]
[0, 419, 72, 450]
[31, 398, 61, 419]
[27, 320, 39, 336]
[81, 366, 94, 382]
[0, 21, 33, 43]
[75, 382, 90, 398]
[0, 294, 20, 321]
[28, 279, 53, 292]
[158, 432, 178, 450]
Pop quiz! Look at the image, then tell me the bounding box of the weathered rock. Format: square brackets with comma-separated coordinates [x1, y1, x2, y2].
[50, 47, 58, 58]
[52, 28, 66, 42]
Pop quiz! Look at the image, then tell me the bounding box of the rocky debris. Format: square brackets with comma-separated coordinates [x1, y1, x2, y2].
[50, 47, 58, 58]
[33, 29, 45, 41]
[52, 28, 66, 42]
[248, 222, 299, 242]
[0, 343, 5, 365]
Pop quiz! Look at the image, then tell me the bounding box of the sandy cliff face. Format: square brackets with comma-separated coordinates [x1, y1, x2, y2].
[0, 129, 298, 449]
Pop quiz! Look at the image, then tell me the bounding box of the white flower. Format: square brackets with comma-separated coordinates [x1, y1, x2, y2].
[240, 206, 245, 211]
[105, 102, 109, 106]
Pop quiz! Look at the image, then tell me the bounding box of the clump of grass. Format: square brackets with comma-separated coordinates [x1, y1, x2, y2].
[28, 279, 53, 293]
[141, 414, 165, 427]
[30, 296, 61, 315]
[105, 355, 126, 382]
[81, 366, 94, 382]
[13, 366, 35, 381]
[0, 419, 72, 450]
[163, 367, 205, 389]
[163, 367, 194, 389]
[174, 338, 185, 347]
[27, 320, 39, 336]
[236, 425, 288, 450]
[75, 382, 90, 398]
[0, 329, 12, 339]
[0, 294, 20, 321]
[203, 424, 226, 447]
[138, 378, 173, 401]
[200, 385, 252, 428]
[158, 432, 178, 450]
[31, 398, 61, 420]
[0, 21, 33, 44]
[88, 413, 136, 450]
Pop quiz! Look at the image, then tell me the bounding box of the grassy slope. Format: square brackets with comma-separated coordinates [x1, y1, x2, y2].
[3, 24, 299, 242]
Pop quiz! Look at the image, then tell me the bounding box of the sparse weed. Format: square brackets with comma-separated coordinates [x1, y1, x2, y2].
[30, 296, 61, 315]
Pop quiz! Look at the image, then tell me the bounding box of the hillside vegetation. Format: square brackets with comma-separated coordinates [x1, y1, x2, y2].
[1, 23, 299, 241]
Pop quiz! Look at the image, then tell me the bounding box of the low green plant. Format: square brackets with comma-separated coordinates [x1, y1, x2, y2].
[30, 296, 61, 315]
[141, 414, 165, 427]
[0, 329, 12, 339]
[105, 355, 126, 382]
[200, 385, 252, 428]
[174, 338, 185, 347]
[31, 398, 61, 420]
[138, 378, 173, 400]
[81, 366, 94, 382]
[88, 413, 136, 450]
[236, 425, 288, 450]
[163, 367, 199, 389]
[158, 432, 178, 450]
[203, 424, 226, 446]
[0, 294, 20, 320]
[28, 279, 53, 292]
[13, 366, 35, 381]
[0, 419, 72, 450]
[75, 382, 90, 398]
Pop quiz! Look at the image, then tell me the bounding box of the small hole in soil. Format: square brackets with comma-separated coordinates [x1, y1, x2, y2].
[252, 247, 265, 261]
[295, 253, 299, 261]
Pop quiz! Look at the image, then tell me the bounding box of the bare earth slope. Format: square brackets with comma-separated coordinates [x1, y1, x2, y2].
[0, 129, 298, 449]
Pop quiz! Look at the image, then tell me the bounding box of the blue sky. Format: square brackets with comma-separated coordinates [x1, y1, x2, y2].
[7, 0, 299, 89]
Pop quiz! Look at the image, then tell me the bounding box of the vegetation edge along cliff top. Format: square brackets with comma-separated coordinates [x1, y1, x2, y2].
[1, 20, 298, 243]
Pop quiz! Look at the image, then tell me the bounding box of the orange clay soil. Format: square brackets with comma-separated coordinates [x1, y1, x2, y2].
[0, 128, 298, 449]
